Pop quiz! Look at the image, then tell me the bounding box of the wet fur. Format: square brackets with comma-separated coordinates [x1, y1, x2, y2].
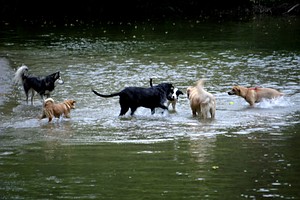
[92, 83, 174, 116]
[13, 65, 63, 104]
[150, 78, 183, 111]
[40, 98, 76, 122]
[228, 85, 284, 106]
[187, 80, 216, 119]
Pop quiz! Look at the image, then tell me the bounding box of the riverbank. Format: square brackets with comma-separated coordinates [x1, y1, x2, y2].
[0, 1, 299, 27]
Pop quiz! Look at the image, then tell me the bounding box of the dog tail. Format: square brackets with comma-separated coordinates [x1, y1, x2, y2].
[92, 89, 120, 98]
[196, 79, 205, 88]
[44, 98, 55, 104]
[13, 65, 28, 85]
[150, 78, 153, 87]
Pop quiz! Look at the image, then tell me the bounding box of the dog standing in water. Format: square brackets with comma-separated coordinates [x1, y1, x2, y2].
[187, 79, 216, 119]
[13, 65, 64, 104]
[228, 85, 284, 106]
[92, 82, 174, 116]
[40, 98, 76, 122]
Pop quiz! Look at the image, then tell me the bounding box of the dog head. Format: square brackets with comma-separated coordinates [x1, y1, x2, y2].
[155, 83, 175, 101]
[50, 71, 64, 85]
[170, 88, 184, 100]
[166, 84, 176, 101]
[63, 100, 76, 109]
[186, 86, 193, 99]
[228, 86, 241, 96]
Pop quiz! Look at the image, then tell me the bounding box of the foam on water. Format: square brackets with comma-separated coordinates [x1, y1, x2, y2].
[256, 96, 293, 109]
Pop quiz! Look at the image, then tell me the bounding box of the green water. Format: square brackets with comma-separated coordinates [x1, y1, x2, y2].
[0, 17, 300, 199]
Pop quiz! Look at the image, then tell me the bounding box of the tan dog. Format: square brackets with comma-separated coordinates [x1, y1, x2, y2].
[228, 86, 284, 106]
[187, 80, 216, 119]
[40, 98, 76, 122]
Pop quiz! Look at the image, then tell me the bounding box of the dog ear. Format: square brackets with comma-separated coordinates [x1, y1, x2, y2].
[52, 71, 60, 79]
[234, 87, 240, 92]
[176, 89, 184, 95]
[170, 84, 174, 90]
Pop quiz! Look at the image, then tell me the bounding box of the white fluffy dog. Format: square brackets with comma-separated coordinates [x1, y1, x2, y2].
[187, 80, 216, 119]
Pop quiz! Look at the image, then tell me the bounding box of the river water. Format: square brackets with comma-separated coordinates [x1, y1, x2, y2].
[0, 17, 300, 199]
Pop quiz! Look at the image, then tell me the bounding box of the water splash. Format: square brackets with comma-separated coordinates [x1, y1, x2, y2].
[256, 96, 293, 109]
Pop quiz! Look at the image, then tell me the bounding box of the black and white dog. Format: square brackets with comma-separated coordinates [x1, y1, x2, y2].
[92, 83, 174, 116]
[13, 65, 64, 104]
[150, 78, 183, 111]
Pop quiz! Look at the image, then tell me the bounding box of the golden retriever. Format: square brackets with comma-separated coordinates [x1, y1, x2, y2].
[187, 80, 216, 119]
[228, 85, 284, 106]
[40, 98, 76, 122]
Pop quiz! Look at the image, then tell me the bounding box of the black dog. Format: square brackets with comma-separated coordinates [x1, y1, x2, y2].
[92, 83, 174, 116]
[13, 65, 64, 104]
[150, 78, 183, 110]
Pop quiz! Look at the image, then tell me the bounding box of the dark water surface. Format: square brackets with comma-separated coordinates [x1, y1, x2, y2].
[0, 17, 300, 199]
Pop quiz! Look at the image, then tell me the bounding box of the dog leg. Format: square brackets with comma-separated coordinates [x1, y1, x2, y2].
[198, 104, 206, 119]
[40, 111, 46, 120]
[119, 106, 129, 116]
[247, 99, 255, 107]
[48, 116, 53, 122]
[167, 101, 171, 109]
[210, 107, 215, 118]
[130, 107, 137, 116]
[158, 104, 169, 115]
[40, 94, 45, 104]
[200, 108, 206, 119]
[25, 93, 29, 104]
[24, 89, 29, 104]
[151, 108, 155, 115]
[190, 103, 200, 117]
[192, 109, 197, 117]
[30, 90, 35, 105]
[172, 101, 176, 110]
[200, 112, 207, 119]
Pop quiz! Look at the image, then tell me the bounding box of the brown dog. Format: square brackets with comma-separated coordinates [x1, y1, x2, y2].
[40, 98, 76, 122]
[228, 85, 284, 106]
[187, 80, 216, 119]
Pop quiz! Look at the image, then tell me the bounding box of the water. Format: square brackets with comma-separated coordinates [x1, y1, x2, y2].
[0, 17, 300, 199]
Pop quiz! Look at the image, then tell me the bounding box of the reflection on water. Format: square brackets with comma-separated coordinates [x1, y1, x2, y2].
[0, 17, 300, 199]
